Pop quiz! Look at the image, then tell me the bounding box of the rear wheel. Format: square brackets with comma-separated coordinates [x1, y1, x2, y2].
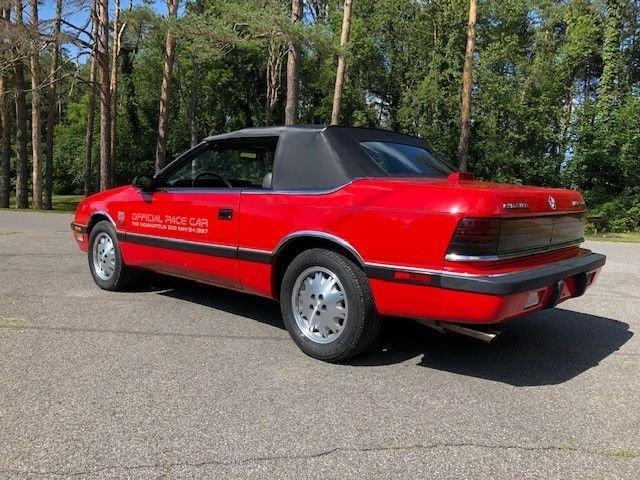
[88, 220, 142, 291]
[280, 248, 380, 362]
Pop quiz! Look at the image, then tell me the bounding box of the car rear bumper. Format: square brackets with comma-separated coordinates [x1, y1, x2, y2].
[368, 253, 606, 324]
[434, 252, 605, 296]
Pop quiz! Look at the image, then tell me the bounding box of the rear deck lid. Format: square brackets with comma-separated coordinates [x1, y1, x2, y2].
[444, 181, 586, 260]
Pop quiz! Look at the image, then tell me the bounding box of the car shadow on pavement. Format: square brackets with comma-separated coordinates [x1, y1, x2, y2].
[354, 309, 633, 387]
[152, 278, 632, 387]
[155, 279, 286, 331]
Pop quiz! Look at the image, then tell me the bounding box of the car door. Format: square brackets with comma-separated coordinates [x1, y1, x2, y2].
[123, 143, 244, 288]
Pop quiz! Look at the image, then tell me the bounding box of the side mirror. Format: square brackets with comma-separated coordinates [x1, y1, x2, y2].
[132, 176, 156, 191]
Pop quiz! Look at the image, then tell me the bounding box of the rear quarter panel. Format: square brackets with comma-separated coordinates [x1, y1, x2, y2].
[237, 179, 492, 296]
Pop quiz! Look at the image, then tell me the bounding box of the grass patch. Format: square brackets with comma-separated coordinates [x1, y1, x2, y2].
[0, 317, 28, 329]
[586, 231, 640, 243]
[49, 195, 84, 212]
[3, 194, 84, 213]
[596, 448, 640, 459]
[0, 317, 29, 340]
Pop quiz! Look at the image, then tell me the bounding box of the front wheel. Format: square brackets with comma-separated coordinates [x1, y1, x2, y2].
[88, 220, 143, 291]
[280, 248, 380, 362]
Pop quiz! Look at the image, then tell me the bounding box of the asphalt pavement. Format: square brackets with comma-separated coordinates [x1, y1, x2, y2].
[0, 210, 638, 479]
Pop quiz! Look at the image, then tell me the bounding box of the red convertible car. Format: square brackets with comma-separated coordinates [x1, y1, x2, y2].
[71, 126, 605, 361]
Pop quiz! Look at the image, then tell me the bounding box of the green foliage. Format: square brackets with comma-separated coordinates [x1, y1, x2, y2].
[588, 189, 640, 232]
[13, 0, 638, 232]
[53, 98, 92, 194]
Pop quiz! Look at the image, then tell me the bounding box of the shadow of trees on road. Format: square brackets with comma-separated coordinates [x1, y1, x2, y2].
[153, 278, 632, 387]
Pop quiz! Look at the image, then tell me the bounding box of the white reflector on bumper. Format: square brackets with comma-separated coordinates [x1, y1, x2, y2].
[525, 291, 542, 309]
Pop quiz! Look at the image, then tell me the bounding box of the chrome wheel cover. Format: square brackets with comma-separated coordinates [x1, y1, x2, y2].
[292, 266, 349, 344]
[92, 232, 116, 281]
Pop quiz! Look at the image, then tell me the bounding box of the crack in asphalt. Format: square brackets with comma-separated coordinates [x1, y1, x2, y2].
[0, 324, 287, 342]
[1, 442, 636, 477]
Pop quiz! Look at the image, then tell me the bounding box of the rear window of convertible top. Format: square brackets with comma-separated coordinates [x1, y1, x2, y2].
[359, 141, 453, 178]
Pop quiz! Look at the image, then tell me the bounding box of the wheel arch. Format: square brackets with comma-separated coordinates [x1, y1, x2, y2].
[86, 211, 116, 234]
[271, 232, 365, 298]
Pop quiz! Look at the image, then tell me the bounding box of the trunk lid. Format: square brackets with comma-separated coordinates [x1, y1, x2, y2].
[439, 176, 586, 216]
[450, 179, 585, 259]
[373, 177, 587, 216]
[369, 177, 587, 260]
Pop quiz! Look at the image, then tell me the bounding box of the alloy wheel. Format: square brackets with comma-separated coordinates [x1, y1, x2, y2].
[291, 266, 349, 344]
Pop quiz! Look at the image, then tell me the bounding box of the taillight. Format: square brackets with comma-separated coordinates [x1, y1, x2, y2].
[447, 218, 500, 257]
[447, 215, 584, 260]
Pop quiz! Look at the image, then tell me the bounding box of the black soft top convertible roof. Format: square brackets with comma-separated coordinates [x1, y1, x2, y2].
[203, 125, 447, 191]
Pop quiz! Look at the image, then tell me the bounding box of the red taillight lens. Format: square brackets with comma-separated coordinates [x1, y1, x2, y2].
[447, 218, 501, 257]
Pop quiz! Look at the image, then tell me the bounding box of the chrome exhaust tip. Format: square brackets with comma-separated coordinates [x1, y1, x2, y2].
[416, 320, 500, 343]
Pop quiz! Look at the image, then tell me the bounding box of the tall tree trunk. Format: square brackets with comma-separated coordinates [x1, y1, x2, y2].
[154, 0, 179, 173]
[457, 0, 477, 172]
[265, 41, 284, 126]
[0, 75, 9, 209]
[330, 0, 353, 125]
[558, 86, 573, 174]
[598, 0, 625, 124]
[109, 0, 126, 186]
[85, 0, 99, 196]
[12, 0, 28, 209]
[44, 0, 62, 210]
[97, 0, 111, 190]
[84, 57, 98, 195]
[284, 0, 302, 125]
[0, 72, 10, 210]
[187, 0, 203, 147]
[29, 0, 42, 209]
[241, 98, 254, 128]
[188, 69, 199, 147]
[120, 43, 139, 137]
[0, 5, 11, 208]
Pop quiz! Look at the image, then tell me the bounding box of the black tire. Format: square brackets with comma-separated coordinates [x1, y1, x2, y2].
[280, 248, 380, 362]
[87, 220, 143, 291]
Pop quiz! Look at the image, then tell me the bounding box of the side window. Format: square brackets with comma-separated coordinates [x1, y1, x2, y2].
[163, 139, 277, 189]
